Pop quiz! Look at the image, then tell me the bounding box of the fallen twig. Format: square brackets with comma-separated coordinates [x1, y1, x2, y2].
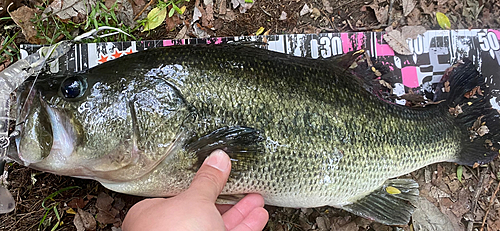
[467, 167, 488, 231]
[347, 24, 388, 32]
[260, 7, 272, 17]
[134, 0, 157, 21]
[319, 9, 336, 30]
[465, 165, 479, 180]
[479, 179, 500, 231]
[387, 0, 395, 25]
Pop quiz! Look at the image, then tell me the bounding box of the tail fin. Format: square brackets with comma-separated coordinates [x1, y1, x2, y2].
[440, 59, 500, 166]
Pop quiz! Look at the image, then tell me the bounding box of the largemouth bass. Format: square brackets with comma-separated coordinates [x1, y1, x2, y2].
[7, 45, 500, 225]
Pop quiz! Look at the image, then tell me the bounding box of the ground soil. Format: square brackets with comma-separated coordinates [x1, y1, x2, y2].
[1, 0, 500, 230]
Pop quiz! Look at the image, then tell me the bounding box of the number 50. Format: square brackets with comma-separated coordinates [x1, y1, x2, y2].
[478, 32, 500, 51]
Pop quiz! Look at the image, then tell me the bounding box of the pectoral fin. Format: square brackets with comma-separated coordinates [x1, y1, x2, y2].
[186, 126, 265, 169]
[216, 194, 247, 205]
[341, 179, 419, 226]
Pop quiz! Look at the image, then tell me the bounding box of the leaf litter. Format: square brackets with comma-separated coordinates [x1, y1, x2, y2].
[383, 25, 426, 55]
[45, 0, 97, 20]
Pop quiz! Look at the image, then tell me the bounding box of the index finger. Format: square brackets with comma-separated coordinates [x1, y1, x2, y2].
[222, 194, 266, 230]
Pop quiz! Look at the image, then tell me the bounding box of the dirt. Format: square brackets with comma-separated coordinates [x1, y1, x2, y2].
[1, 0, 500, 230]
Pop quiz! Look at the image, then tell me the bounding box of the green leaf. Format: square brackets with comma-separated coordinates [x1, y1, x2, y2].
[172, 3, 182, 14]
[457, 165, 463, 183]
[436, 12, 451, 30]
[245, 0, 253, 3]
[142, 7, 168, 32]
[255, 27, 265, 36]
[179, 5, 187, 14]
[168, 7, 175, 18]
[42, 186, 80, 209]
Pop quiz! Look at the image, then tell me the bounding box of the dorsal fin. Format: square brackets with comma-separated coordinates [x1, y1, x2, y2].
[323, 49, 365, 70]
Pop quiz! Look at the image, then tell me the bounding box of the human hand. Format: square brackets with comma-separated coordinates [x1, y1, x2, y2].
[122, 150, 269, 231]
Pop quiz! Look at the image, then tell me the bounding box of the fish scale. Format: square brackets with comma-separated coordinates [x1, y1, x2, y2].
[11, 45, 500, 225]
[101, 47, 459, 201]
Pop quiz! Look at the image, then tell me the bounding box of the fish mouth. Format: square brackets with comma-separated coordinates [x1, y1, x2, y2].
[14, 88, 75, 167]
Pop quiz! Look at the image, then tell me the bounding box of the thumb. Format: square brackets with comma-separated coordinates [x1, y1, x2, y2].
[184, 150, 231, 202]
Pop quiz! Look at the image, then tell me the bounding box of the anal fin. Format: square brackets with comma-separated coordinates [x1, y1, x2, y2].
[341, 179, 419, 226]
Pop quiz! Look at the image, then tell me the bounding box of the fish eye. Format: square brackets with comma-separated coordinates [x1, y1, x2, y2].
[60, 77, 87, 99]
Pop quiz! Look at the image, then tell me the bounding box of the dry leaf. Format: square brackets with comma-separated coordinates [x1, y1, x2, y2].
[382, 26, 425, 55]
[383, 30, 412, 55]
[421, 2, 435, 15]
[96, 192, 114, 212]
[104, 0, 116, 9]
[45, 0, 97, 20]
[407, 7, 421, 25]
[230, 0, 254, 13]
[0, 60, 12, 73]
[477, 125, 489, 136]
[10, 6, 45, 44]
[215, 0, 227, 14]
[401, 25, 426, 39]
[464, 86, 481, 98]
[74, 209, 97, 231]
[279, 11, 287, 20]
[66, 208, 77, 214]
[300, 3, 312, 16]
[130, 0, 146, 16]
[402, 0, 416, 16]
[68, 197, 88, 209]
[165, 13, 182, 31]
[379, 80, 392, 89]
[192, 6, 203, 24]
[322, 0, 333, 13]
[449, 104, 463, 116]
[175, 25, 189, 39]
[113, 197, 126, 211]
[444, 81, 450, 92]
[96, 208, 120, 225]
[220, 9, 236, 22]
[191, 23, 211, 38]
[316, 216, 329, 230]
[203, 3, 214, 27]
[469, 115, 489, 140]
[471, 115, 484, 131]
[369, 4, 389, 24]
[401, 93, 426, 104]
[114, 0, 137, 28]
[311, 8, 321, 19]
[412, 196, 455, 231]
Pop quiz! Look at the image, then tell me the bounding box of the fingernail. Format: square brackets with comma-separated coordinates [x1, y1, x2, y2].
[205, 150, 229, 172]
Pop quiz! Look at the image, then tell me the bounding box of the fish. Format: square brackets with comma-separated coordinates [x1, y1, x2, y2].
[6, 44, 500, 225]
